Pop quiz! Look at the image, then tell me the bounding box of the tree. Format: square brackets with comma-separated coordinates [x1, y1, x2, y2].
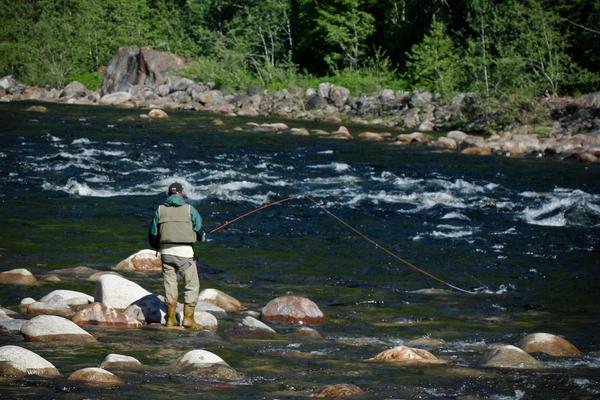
[406, 19, 462, 98]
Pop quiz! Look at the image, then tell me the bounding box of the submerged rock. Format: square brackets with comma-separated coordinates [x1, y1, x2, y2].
[312, 383, 365, 398]
[292, 326, 324, 340]
[21, 315, 96, 343]
[68, 367, 123, 385]
[114, 249, 162, 273]
[0, 345, 60, 378]
[261, 295, 325, 325]
[25, 105, 49, 113]
[198, 288, 243, 312]
[45, 266, 103, 281]
[0, 319, 26, 333]
[358, 131, 386, 141]
[0, 268, 38, 285]
[481, 345, 542, 369]
[73, 302, 144, 328]
[100, 354, 143, 370]
[518, 333, 582, 357]
[95, 275, 151, 309]
[369, 346, 445, 365]
[461, 146, 492, 156]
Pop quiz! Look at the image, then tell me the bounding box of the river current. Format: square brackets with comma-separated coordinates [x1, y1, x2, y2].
[1, 102, 599, 399]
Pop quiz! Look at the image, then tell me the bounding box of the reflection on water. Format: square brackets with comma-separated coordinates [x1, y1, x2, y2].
[1, 102, 599, 398]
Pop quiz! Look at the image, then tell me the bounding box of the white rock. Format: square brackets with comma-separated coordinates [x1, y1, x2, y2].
[240, 316, 276, 334]
[94, 275, 151, 309]
[195, 300, 227, 317]
[99, 92, 132, 106]
[175, 350, 227, 368]
[39, 289, 94, 306]
[0, 345, 60, 377]
[68, 367, 123, 384]
[100, 354, 143, 369]
[21, 315, 96, 343]
[198, 288, 242, 312]
[113, 249, 162, 273]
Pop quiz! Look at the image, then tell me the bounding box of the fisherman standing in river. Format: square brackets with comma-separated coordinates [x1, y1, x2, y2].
[148, 182, 205, 330]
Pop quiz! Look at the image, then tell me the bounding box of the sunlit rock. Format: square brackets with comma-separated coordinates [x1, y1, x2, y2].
[261, 295, 324, 325]
[27, 298, 74, 318]
[0, 268, 38, 285]
[148, 108, 168, 119]
[432, 137, 458, 150]
[73, 302, 144, 328]
[461, 147, 492, 156]
[396, 132, 433, 144]
[0, 345, 60, 378]
[447, 130, 468, 143]
[25, 105, 48, 113]
[518, 333, 582, 357]
[195, 300, 227, 318]
[40, 290, 94, 306]
[369, 346, 445, 365]
[198, 288, 242, 312]
[481, 345, 542, 369]
[113, 249, 162, 273]
[67, 367, 123, 385]
[174, 349, 243, 381]
[312, 383, 365, 398]
[358, 131, 386, 141]
[330, 126, 353, 140]
[230, 316, 276, 337]
[100, 91, 132, 106]
[95, 275, 151, 309]
[21, 315, 96, 343]
[60, 81, 88, 98]
[100, 354, 143, 370]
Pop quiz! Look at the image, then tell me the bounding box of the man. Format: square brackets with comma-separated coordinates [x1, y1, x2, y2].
[148, 182, 205, 330]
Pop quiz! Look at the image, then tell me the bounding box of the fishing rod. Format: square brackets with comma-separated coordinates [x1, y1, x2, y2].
[209, 194, 477, 295]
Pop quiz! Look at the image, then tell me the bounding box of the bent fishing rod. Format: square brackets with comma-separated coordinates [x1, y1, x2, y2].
[209, 194, 477, 295]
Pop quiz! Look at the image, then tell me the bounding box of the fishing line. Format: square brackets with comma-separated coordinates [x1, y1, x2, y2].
[209, 193, 478, 294]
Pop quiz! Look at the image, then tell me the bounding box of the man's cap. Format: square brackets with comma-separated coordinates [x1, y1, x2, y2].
[167, 182, 184, 195]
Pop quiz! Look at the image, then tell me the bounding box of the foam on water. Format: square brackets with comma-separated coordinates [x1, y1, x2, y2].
[520, 188, 600, 227]
[309, 162, 351, 172]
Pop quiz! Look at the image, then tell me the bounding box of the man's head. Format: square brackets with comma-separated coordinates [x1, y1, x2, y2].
[167, 182, 184, 197]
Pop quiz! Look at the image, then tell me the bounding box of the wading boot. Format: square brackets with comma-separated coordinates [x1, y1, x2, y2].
[182, 303, 203, 330]
[166, 302, 178, 327]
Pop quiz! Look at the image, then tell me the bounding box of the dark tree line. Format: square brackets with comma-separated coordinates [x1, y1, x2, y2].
[1, 0, 598, 98]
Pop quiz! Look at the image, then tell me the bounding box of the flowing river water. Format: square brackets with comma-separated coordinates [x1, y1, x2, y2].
[1, 102, 599, 399]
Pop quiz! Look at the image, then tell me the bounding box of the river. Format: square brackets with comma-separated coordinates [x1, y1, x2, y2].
[1, 102, 599, 399]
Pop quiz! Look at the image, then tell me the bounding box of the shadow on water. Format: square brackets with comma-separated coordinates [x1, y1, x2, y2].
[1, 102, 600, 398]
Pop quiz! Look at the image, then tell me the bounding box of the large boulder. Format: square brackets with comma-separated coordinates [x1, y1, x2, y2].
[102, 46, 185, 94]
[481, 345, 542, 369]
[73, 302, 144, 328]
[518, 333, 581, 357]
[198, 288, 242, 312]
[261, 295, 324, 325]
[0, 345, 60, 378]
[305, 95, 328, 111]
[0, 268, 38, 285]
[369, 346, 445, 365]
[68, 367, 123, 385]
[100, 354, 143, 370]
[21, 315, 96, 343]
[231, 316, 276, 337]
[0, 75, 19, 92]
[39, 290, 94, 306]
[329, 85, 350, 107]
[95, 275, 151, 309]
[113, 249, 162, 273]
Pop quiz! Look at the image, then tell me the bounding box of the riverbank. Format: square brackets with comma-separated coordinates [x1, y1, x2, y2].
[1, 46, 599, 163]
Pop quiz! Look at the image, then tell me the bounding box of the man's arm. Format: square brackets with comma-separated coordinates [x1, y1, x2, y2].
[148, 208, 160, 249]
[190, 206, 206, 242]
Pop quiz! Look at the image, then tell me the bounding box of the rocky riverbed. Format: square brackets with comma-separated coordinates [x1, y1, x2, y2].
[0, 254, 593, 397]
[1, 45, 599, 163]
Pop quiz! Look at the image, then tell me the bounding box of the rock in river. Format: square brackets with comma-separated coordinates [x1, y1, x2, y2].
[68, 367, 123, 385]
[113, 249, 162, 273]
[312, 383, 365, 398]
[198, 288, 243, 312]
[518, 333, 582, 357]
[21, 315, 96, 343]
[100, 353, 143, 370]
[369, 346, 445, 365]
[73, 302, 144, 328]
[174, 349, 243, 381]
[481, 345, 542, 369]
[39, 289, 94, 306]
[95, 275, 151, 309]
[261, 295, 324, 325]
[0, 345, 60, 378]
[0, 268, 38, 285]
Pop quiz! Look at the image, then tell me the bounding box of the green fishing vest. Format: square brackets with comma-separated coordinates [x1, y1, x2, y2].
[158, 204, 196, 244]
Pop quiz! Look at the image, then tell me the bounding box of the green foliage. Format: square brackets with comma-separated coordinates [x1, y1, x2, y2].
[65, 71, 104, 91]
[406, 19, 462, 98]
